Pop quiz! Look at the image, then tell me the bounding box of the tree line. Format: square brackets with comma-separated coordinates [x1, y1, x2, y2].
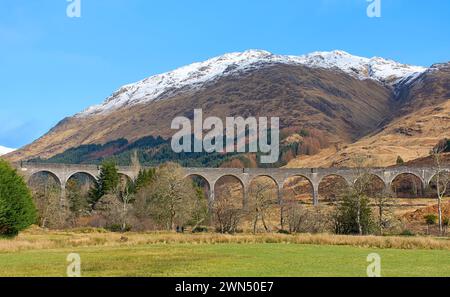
[28, 129, 332, 169]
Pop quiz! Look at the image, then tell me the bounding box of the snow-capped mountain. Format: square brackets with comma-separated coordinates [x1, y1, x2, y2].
[7, 50, 448, 164]
[78, 50, 427, 117]
[0, 146, 15, 156]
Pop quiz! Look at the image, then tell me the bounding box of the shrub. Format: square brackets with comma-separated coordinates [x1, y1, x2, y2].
[70, 227, 108, 234]
[192, 226, 208, 233]
[107, 224, 132, 233]
[284, 203, 330, 234]
[0, 160, 37, 237]
[424, 214, 437, 225]
[443, 217, 449, 227]
[212, 183, 244, 234]
[399, 229, 415, 236]
[277, 229, 291, 235]
[332, 189, 374, 235]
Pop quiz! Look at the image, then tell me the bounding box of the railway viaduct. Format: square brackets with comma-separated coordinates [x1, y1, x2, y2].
[15, 162, 449, 206]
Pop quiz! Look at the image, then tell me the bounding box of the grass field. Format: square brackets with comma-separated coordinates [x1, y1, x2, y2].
[0, 229, 449, 277]
[1, 243, 449, 277]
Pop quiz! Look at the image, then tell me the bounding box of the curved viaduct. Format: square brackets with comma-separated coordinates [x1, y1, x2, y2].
[16, 163, 449, 206]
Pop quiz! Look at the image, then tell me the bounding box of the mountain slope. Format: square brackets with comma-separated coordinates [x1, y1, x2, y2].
[8, 64, 394, 162]
[7, 50, 444, 166]
[394, 62, 450, 115]
[286, 100, 450, 168]
[286, 63, 450, 167]
[78, 50, 425, 117]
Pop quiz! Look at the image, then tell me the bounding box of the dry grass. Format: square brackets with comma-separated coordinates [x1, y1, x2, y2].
[1, 226, 449, 253]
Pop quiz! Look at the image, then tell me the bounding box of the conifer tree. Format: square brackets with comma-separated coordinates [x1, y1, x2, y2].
[89, 160, 120, 204]
[0, 160, 37, 237]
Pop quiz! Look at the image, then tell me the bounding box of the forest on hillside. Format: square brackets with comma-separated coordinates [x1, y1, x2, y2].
[28, 128, 329, 168]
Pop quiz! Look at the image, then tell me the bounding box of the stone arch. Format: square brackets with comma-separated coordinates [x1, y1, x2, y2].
[185, 174, 212, 201]
[427, 169, 450, 186]
[390, 172, 425, 187]
[249, 175, 279, 189]
[214, 174, 245, 208]
[282, 175, 313, 189]
[282, 175, 314, 205]
[65, 172, 97, 212]
[391, 173, 424, 198]
[214, 174, 245, 189]
[65, 171, 97, 185]
[248, 175, 280, 203]
[354, 173, 386, 197]
[185, 174, 211, 189]
[28, 170, 61, 188]
[27, 171, 63, 210]
[352, 173, 385, 185]
[318, 174, 349, 204]
[428, 170, 450, 197]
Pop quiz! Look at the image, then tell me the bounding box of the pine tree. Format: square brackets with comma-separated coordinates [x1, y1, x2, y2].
[89, 160, 120, 205]
[133, 168, 156, 193]
[0, 160, 37, 237]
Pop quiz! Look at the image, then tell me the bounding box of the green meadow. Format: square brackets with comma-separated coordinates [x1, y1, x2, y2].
[1, 241, 449, 277]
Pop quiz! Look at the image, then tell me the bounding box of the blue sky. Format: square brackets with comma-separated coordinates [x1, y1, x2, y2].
[1, 0, 449, 148]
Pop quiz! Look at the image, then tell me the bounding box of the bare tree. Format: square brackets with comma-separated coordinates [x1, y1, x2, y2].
[115, 151, 143, 231]
[280, 180, 331, 234]
[284, 203, 330, 234]
[372, 188, 396, 235]
[432, 151, 449, 235]
[350, 157, 396, 235]
[280, 177, 312, 229]
[349, 155, 399, 235]
[350, 156, 373, 235]
[94, 194, 124, 228]
[134, 163, 199, 231]
[117, 185, 134, 231]
[248, 181, 276, 233]
[285, 203, 308, 233]
[130, 150, 141, 175]
[33, 187, 62, 228]
[332, 155, 378, 235]
[279, 197, 298, 232]
[212, 183, 244, 233]
[30, 174, 67, 229]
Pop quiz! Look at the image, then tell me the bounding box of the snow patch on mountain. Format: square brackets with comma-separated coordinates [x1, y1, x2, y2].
[0, 146, 15, 156]
[297, 51, 426, 83]
[77, 50, 427, 117]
